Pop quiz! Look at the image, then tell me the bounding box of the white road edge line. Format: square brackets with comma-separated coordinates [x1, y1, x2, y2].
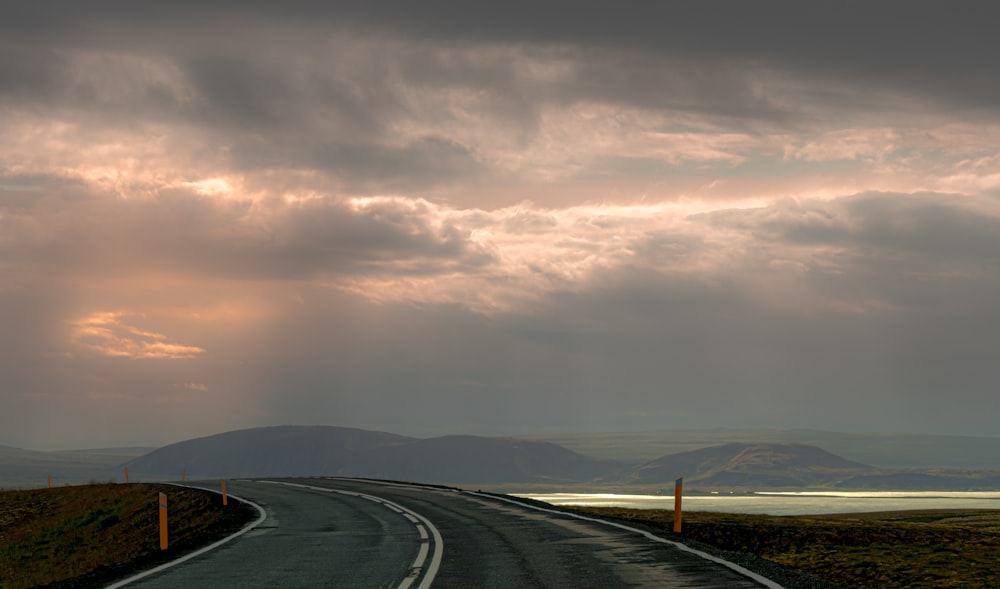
[466, 491, 785, 589]
[262, 480, 443, 589]
[104, 483, 268, 589]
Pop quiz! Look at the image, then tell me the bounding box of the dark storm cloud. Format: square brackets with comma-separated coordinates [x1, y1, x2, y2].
[231, 138, 486, 190]
[701, 192, 1000, 268]
[330, 1, 1000, 112]
[4, 1, 1000, 448]
[3, 0, 994, 208]
[5, 2, 997, 122]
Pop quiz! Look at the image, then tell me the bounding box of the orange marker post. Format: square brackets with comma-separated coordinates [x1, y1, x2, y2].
[221, 479, 228, 506]
[47, 474, 51, 489]
[158, 492, 168, 550]
[673, 477, 683, 533]
[125, 467, 129, 483]
[181, 469, 186, 481]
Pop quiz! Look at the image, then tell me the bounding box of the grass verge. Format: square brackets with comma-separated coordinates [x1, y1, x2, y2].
[0, 482, 257, 588]
[573, 506, 1000, 588]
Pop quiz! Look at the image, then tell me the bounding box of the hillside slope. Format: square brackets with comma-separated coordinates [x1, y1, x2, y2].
[358, 435, 621, 483]
[632, 443, 874, 487]
[126, 425, 620, 484]
[523, 429, 1000, 469]
[127, 425, 415, 479]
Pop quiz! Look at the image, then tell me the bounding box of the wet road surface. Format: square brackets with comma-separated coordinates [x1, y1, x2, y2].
[115, 478, 778, 588]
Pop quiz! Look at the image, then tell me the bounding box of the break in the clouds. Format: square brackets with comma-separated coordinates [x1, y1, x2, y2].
[2, 2, 1000, 449]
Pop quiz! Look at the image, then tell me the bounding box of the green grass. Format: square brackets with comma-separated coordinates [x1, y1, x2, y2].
[573, 506, 1000, 588]
[0, 483, 256, 588]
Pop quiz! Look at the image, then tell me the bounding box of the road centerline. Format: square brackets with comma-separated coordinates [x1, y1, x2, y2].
[264, 480, 443, 589]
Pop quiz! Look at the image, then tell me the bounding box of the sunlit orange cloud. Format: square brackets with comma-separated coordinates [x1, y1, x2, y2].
[71, 311, 205, 360]
[165, 300, 278, 324]
[0, 114, 267, 207]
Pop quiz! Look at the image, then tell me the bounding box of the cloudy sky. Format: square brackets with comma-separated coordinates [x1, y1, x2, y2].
[3, 2, 999, 449]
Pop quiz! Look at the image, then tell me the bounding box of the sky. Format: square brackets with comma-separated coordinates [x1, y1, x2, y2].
[2, 2, 1000, 450]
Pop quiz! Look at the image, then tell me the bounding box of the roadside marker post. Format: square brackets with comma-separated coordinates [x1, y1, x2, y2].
[673, 477, 683, 533]
[181, 469, 186, 481]
[158, 492, 168, 550]
[47, 474, 51, 489]
[125, 467, 129, 483]
[221, 479, 228, 506]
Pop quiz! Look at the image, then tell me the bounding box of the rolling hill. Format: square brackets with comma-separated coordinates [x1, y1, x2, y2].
[355, 434, 620, 483]
[125, 425, 620, 484]
[125, 425, 414, 479]
[631, 442, 875, 487]
[628, 443, 1000, 490]
[522, 428, 1000, 469]
[11, 426, 1000, 490]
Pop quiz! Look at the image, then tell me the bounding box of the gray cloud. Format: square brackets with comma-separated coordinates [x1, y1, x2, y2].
[3, 2, 1000, 449]
[0, 184, 489, 285]
[4, 185, 1000, 447]
[700, 192, 1000, 275]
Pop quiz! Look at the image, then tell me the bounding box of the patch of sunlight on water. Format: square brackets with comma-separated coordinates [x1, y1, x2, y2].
[515, 492, 1000, 515]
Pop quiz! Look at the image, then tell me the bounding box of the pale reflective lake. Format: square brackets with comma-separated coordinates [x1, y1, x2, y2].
[516, 491, 1000, 516]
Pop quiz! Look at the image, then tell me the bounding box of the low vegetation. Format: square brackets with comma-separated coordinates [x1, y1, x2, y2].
[0, 482, 256, 588]
[574, 506, 1000, 588]
[5, 480, 999, 588]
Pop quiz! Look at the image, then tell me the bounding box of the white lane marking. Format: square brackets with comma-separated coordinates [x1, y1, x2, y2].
[326, 477, 461, 493]
[466, 491, 785, 589]
[105, 484, 268, 589]
[261, 480, 443, 589]
[411, 538, 430, 570]
[417, 524, 428, 540]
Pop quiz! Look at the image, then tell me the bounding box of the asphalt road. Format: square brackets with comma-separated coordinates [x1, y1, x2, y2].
[115, 478, 778, 588]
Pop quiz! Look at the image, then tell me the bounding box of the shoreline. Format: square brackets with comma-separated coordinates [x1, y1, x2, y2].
[510, 489, 1000, 516]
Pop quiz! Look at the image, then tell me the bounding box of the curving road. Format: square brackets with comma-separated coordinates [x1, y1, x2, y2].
[115, 478, 779, 588]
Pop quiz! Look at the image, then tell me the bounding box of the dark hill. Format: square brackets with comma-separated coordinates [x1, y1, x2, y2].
[632, 443, 874, 487]
[126, 426, 619, 484]
[127, 425, 415, 479]
[358, 435, 620, 484]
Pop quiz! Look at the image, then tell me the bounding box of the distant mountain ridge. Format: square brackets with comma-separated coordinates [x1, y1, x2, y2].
[126, 425, 620, 484]
[127, 425, 415, 478]
[523, 428, 1000, 469]
[10, 426, 1000, 490]
[123, 427, 1000, 489]
[631, 442, 874, 487]
[0, 446, 152, 488]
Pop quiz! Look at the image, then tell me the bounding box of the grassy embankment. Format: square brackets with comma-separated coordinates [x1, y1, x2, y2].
[575, 506, 1000, 588]
[0, 482, 256, 589]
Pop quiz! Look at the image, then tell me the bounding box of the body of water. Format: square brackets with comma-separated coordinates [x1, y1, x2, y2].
[517, 491, 1000, 516]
